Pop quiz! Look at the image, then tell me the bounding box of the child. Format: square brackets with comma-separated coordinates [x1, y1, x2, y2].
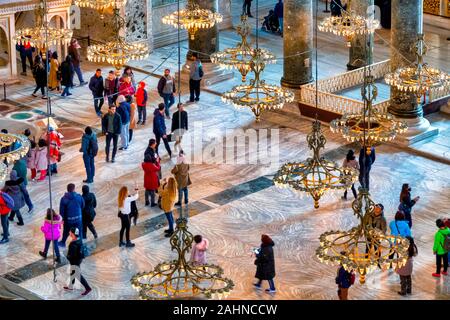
[27, 140, 36, 180]
[34, 139, 48, 181]
[396, 236, 418, 295]
[39, 208, 62, 263]
[136, 81, 148, 125]
[190, 235, 209, 266]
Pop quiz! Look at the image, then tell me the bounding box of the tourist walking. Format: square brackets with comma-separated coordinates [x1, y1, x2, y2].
[389, 211, 411, 238]
[254, 234, 276, 293]
[242, 0, 253, 17]
[58, 184, 85, 247]
[31, 55, 47, 99]
[188, 53, 203, 102]
[64, 227, 91, 296]
[432, 219, 450, 278]
[102, 105, 122, 163]
[158, 177, 178, 237]
[190, 235, 209, 266]
[89, 69, 105, 117]
[136, 81, 148, 125]
[42, 126, 63, 175]
[4, 170, 28, 226]
[49, 51, 60, 92]
[27, 140, 37, 180]
[341, 149, 359, 200]
[158, 69, 176, 119]
[358, 146, 375, 190]
[171, 103, 188, 154]
[60, 55, 74, 97]
[274, 0, 283, 35]
[142, 155, 160, 207]
[116, 95, 131, 151]
[0, 191, 13, 244]
[129, 98, 137, 144]
[336, 259, 354, 300]
[68, 38, 87, 86]
[104, 70, 119, 106]
[117, 186, 138, 247]
[171, 151, 191, 206]
[80, 126, 98, 183]
[12, 156, 33, 212]
[16, 39, 34, 75]
[33, 139, 48, 181]
[396, 236, 417, 296]
[39, 208, 62, 263]
[399, 183, 419, 228]
[153, 103, 172, 157]
[81, 185, 98, 240]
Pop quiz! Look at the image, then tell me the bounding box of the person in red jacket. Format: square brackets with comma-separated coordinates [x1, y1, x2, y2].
[136, 81, 148, 125]
[142, 155, 160, 207]
[0, 191, 13, 244]
[41, 127, 63, 175]
[119, 74, 136, 98]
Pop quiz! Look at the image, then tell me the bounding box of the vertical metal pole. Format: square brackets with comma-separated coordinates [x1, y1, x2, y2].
[323, 0, 330, 12]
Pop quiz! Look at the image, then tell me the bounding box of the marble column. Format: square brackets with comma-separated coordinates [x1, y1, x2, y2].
[188, 0, 219, 63]
[281, 0, 313, 89]
[347, 0, 374, 70]
[388, 0, 438, 144]
[125, 0, 153, 52]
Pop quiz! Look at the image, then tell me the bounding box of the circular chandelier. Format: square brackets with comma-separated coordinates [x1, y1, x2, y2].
[385, 34, 450, 103]
[131, 217, 234, 300]
[162, 0, 223, 41]
[330, 75, 408, 145]
[316, 189, 410, 284]
[273, 121, 359, 209]
[74, 0, 126, 19]
[14, 1, 73, 48]
[222, 48, 294, 122]
[0, 133, 31, 182]
[211, 15, 275, 82]
[87, 4, 149, 69]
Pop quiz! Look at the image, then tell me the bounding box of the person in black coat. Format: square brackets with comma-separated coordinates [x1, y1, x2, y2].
[31, 55, 47, 99]
[60, 55, 74, 97]
[330, 0, 347, 17]
[16, 40, 34, 75]
[101, 105, 123, 163]
[359, 146, 375, 190]
[63, 227, 92, 296]
[171, 103, 188, 154]
[144, 139, 162, 179]
[81, 185, 97, 239]
[399, 183, 420, 228]
[254, 234, 276, 293]
[89, 69, 105, 117]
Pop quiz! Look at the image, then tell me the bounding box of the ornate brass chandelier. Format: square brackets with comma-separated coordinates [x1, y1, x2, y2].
[330, 75, 408, 145]
[384, 33, 450, 103]
[74, 0, 126, 19]
[0, 133, 31, 182]
[318, 0, 379, 46]
[211, 15, 276, 82]
[131, 217, 234, 299]
[14, 1, 73, 48]
[162, 0, 223, 40]
[316, 189, 410, 284]
[222, 48, 294, 122]
[87, 3, 149, 69]
[273, 120, 358, 208]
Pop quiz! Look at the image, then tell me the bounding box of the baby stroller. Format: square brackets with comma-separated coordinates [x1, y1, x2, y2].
[261, 10, 279, 33]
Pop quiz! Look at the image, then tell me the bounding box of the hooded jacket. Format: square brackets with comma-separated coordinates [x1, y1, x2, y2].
[34, 146, 48, 171]
[81, 132, 98, 157]
[171, 161, 190, 189]
[59, 192, 85, 225]
[433, 227, 450, 255]
[116, 101, 131, 124]
[136, 82, 148, 106]
[190, 238, 209, 265]
[41, 215, 62, 241]
[153, 109, 166, 136]
[118, 81, 135, 97]
[3, 170, 27, 211]
[12, 158, 28, 186]
[142, 161, 161, 190]
[255, 240, 276, 280]
[158, 181, 177, 213]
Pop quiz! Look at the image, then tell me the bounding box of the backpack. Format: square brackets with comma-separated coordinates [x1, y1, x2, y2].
[88, 137, 98, 157]
[0, 192, 15, 211]
[80, 243, 89, 260]
[443, 234, 450, 253]
[198, 65, 204, 78]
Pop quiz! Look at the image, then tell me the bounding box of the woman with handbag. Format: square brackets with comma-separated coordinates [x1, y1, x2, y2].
[171, 151, 191, 206]
[158, 177, 177, 237]
[117, 186, 139, 247]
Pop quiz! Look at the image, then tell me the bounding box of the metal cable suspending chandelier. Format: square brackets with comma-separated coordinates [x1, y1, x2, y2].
[211, 15, 276, 82]
[162, 0, 223, 40]
[318, 0, 379, 46]
[14, 1, 73, 48]
[0, 134, 31, 182]
[87, 2, 149, 69]
[131, 217, 234, 299]
[316, 189, 410, 284]
[384, 33, 450, 103]
[330, 75, 408, 145]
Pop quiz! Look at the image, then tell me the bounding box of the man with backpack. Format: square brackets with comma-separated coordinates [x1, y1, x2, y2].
[432, 219, 450, 278]
[336, 255, 355, 300]
[188, 53, 203, 103]
[58, 184, 85, 247]
[80, 126, 98, 184]
[64, 227, 92, 296]
[0, 191, 14, 244]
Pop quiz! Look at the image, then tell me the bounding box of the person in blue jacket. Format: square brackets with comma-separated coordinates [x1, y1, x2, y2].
[359, 146, 375, 190]
[88, 69, 105, 117]
[80, 126, 98, 184]
[116, 95, 131, 151]
[58, 183, 85, 247]
[153, 103, 172, 157]
[389, 211, 412, 237]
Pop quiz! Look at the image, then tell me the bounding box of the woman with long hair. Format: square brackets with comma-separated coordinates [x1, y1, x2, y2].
[31, 55, 47, 99]
[396, 236, 418, 295]
[399, 183, 420, 228]
[341, 150, 359, 200]
[48, 51, 60, 92]
[158, 177, 178, 237]
[118, 186, 139, 247]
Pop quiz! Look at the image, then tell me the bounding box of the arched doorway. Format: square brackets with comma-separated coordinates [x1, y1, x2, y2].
[49, 15, 66, 60]
[0, 26, 10, 80]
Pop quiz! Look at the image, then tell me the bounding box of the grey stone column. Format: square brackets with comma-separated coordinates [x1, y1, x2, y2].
[281, 0, 313, 89]
[125, 0, 153, 52]
[347, 0, 374, 70]
[188, 0, 219, 63]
